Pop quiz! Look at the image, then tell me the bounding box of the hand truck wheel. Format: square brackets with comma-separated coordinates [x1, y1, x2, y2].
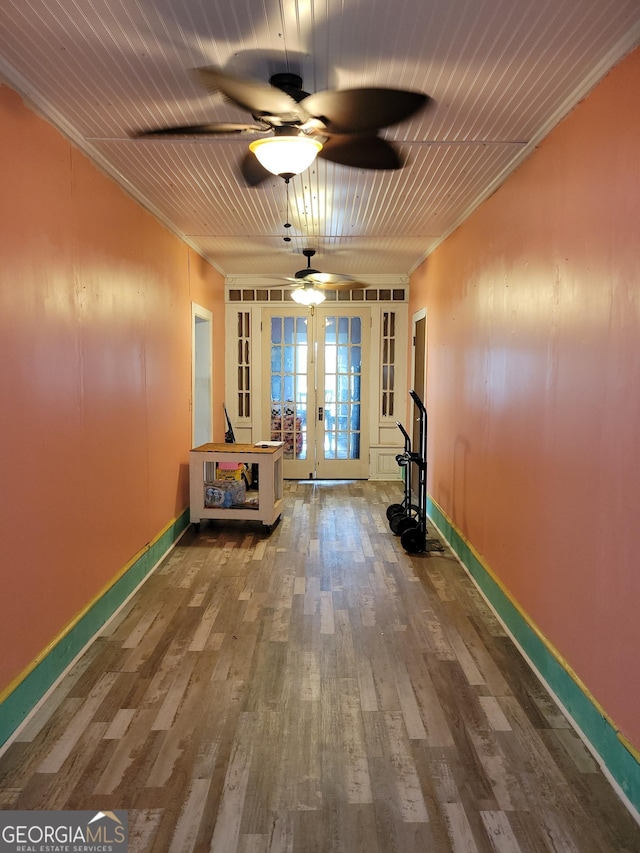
[401, 526, 426, 553]
[389, 507, 421, 534]
[393, 514, 420, 536]
[386, 503, 405, 521]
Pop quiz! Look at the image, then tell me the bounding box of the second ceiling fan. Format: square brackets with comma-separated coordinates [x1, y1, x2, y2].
[268, 249, 368, 305]
[135, 66, 431, 185]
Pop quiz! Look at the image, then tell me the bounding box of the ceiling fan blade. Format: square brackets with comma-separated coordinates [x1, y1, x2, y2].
[309, 277, 370, 291]
[194, 67, 305, 121]
[301, 87, 429, 134]
[319, 135, 404, 170]
[306, 271, 351, 284]
[260, 278, 367, 292]
[134, 122, 267, 138]
[244, 279, 305, 289]
[239, 151, 274, 187]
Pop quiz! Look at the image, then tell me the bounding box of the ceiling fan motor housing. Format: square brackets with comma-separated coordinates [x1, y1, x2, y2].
[269, 73, 309, 102]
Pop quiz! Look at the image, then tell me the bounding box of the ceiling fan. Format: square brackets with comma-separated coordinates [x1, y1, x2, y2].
[134, 67, 430, 185]
[270, 249, 368, 305]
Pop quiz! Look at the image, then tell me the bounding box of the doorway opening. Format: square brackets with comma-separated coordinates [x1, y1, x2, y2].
[411, 308, 427, 493]
[192, 304, 213, 447]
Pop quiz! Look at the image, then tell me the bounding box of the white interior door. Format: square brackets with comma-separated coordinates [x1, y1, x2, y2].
[315, 306, 370, 479]
[263, 310, 315, 478]
[262, 306, 370, 479]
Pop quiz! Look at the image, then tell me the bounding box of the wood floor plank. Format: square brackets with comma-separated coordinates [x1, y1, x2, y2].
[382, 711, 430, 823]
[395, 665, 428, 741]
[443, 801, 480, 852]
[93, 709, 158, 795]
[480, 810, 524, 853]
[478, 696, 513, 733]
[209, 714, 255, 853]
[37, 672, 119, 773]
[337, 681, 374, 805]
[105, 707, 137, 740]
[265, 811, 294, 853]
[129, 808, 164, 853]
[0, 481, 638, 852]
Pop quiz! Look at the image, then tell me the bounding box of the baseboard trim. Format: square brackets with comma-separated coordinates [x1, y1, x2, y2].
[427, 496, 640, 821]
[0, 509, 190, 751]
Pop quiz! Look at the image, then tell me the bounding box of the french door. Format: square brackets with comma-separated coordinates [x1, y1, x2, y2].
[262, 306, 370, 479]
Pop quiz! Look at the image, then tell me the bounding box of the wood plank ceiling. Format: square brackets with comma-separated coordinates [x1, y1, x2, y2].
[0, 0, 638, 283]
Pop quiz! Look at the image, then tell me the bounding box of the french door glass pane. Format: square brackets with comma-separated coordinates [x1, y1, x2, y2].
[270, 316, 308, 460]
[324, 316, 362, 461]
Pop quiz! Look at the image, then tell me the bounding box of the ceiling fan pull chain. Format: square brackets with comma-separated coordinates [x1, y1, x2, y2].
[283, 178, 292, 242]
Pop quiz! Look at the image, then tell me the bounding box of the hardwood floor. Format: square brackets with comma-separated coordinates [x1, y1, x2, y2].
[1, 480, 639, 852]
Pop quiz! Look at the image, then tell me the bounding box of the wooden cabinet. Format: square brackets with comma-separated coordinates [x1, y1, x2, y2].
[189, 442, 284, 532]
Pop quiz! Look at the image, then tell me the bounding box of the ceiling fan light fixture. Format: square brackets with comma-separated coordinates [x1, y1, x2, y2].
[249, 136, 323, 178]
[291, 286, 326, 306]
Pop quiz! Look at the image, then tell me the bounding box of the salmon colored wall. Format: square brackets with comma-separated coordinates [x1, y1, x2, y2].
[0, 86, 226, 695]
[409, 47, 640, 749]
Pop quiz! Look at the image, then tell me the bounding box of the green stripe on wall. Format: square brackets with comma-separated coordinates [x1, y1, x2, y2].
[0, 509, 190, 750]
[427, 497, 640, 818]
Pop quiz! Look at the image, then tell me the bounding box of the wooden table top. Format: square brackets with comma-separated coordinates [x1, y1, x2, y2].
[191, 442, 283, 454]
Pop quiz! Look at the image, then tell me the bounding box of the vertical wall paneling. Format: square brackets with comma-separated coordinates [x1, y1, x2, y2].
[0, 85, 226, 743]
[408, 48, 640, 808]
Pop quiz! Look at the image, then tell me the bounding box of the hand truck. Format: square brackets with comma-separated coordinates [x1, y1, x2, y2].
[386, 420, 423, 535]
[398, 390, 429, 553]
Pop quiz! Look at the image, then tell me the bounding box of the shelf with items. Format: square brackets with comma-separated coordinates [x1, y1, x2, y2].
[189, 442, 284, 532]
[270, 405, 303, 458]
